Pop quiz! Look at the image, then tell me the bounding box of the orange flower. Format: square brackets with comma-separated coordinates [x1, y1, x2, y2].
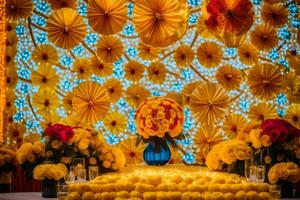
[197, 42, 223, 68]
[6, 0, 33, 21]
[47, 0, 77, 10]
[250, 24, 278, 52]
[261, 3, 288, 28]
[215, 65, 242, 90]
[174, 45, 195, 68]
[147, 62, 167, 84]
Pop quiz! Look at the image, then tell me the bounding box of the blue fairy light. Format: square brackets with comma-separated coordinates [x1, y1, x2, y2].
[277, 93, 287, 106]
[105, 134, 119, 145]
[60, 80, 72, 91]
[189, 14, 198, 24]
[72, 46, 84, 57]
[32, 15, 46, 27]
[16, 83, 31, 95]
[18, 50, 31, 60]
[78, 3, 88, 17]
[172, 82, 183, 92]
[291, 19, 300, 28]
[152, 90, 161, 97]
[288, 4, 298, 17]
[182, 69, 193, 81]
[225, 48, 237, 57]
[16, 25, 26, 36]
[15, 97, 26, 109]
[128, 122, 137, 133]
[268, 48, 279, 60]
[278, 27, 291, 40]
[36, 32, 48, 44]
[240, 99, 250, 112]
[117, 99, 129, 111]
[60, 56, 73, 67]
[278, 58, 289, 68]
[252, 0, 262, 5]
[35, 0, 50, 13]
[183, 151, 195, 164]
[85, 33, 99, 45]
[13, 112, 25, 122]
[128, 3, 134, 17]
[127, 47, 138, 57]
[188, 0, 200, 6]
[277, 109, 286, 117]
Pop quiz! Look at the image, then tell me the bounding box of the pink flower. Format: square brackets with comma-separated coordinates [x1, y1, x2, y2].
[261, 119, 300, 143]
[45, 124, 74, 143]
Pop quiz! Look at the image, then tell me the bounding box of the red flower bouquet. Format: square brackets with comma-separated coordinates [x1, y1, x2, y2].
[45, 124, 74, 143]
[261, 119, 300, 143]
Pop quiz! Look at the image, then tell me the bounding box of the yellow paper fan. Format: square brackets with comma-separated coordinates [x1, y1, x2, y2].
[72, 81, 110, 125]
[190, 82, 230, 124]
[47, 8, 87, 49]
[133, 0, 188, 47]
[87, 0, 127, 35]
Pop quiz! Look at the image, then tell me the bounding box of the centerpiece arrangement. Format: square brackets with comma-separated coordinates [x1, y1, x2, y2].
[135, 97, 185, 165]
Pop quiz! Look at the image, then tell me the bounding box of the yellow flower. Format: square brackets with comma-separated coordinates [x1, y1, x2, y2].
[264, 156, 272, 164]
[31, 64, 60, 90]
[51, 140, 62, 149]
[197, 42, 223, 68]
[89, 157, 97, 165]
[261, 135, 272, 147]
[147, 62, 167, 84]
[104, 79, 124, 103]
[248, 103, 277, 124]
[124, 61, 145, 82]
[166, 92, 183, 106]
[125, 85, 150, 108]
[261, 3, 288, 28]
[249, 129, 262, 149]
[5, 89, 16, 115]
[223, 114, 248, 139]
[90, 56, 113, 77]
[32, 89, 60, 118]
[174, 45, 195, 68]
[137, 42, 161, 60]
[237, 44, 259, 66]
[31, 45, 58, 65]
[79, 138, 90, 151]
[247, 64, 283, 100]
[194, 125, 224, 157]
[7, 123, 25, 144]
[40, 114, 61, 130]
[118, 137, 144, 165]
[24, 133, 41, 144]
[103, 160, 111, 169]
[47, 0, 77, 10]
[103, 112, 128, 134]
[96, 36, 124, 63]
[216, 65, 243, 91]
[285, 104, 300, 129]
[73, 59, 92, 80]
[6, 32, 18, 47]
[250, 24, 278, 51]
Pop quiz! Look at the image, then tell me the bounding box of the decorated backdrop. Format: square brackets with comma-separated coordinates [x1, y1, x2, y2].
[2, 0, 300, 164]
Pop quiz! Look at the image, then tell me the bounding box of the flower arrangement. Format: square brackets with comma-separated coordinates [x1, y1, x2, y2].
[17, 141, 45, 179]
[33, 163, 68, 181]
[206, 140, 252, 171]
[135, 97, 184, 142]
[0, 144, 17, 174]
[268, 162, 300, 184]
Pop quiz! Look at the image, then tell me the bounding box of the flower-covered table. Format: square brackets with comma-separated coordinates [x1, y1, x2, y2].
[67, 165, 273, 200]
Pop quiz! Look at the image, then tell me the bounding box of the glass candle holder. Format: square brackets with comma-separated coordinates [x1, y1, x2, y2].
[77, 168, 87, 183]
[57, 183, 68, 200]
[269, 184, 281, 200]
[255, 165, 266, 183]
[89, 166, 99, 181]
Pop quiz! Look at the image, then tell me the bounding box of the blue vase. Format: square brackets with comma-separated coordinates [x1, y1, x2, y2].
[143, 138, 171, 166]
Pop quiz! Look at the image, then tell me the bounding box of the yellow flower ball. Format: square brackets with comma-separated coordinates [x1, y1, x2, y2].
[79, 138, 90, 151]
[103, 160, 112, 169]
[67, 192, 81, 200]
[258, 192, 271, 200]
[32, 145, 42, 154]
[261, 135, 272, 147]
[82, 192, 95, 200]
[224, 192, 235, 200]
[130, 191, 142, 198]
[264, 156, 272, 164]
[89, 157, 97, 165]
[235, 191, 247, 200]
[117, 191, 130, 198]
[143, 192, 157, 200]
[246, 191, 259, 200]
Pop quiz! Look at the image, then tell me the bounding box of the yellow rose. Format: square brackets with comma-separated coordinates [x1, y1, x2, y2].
[278, 167, 290, 180]
[32, 145, 42, 154]
[51, 140, 61, 149]
[261, 135, 272, 147]
[288, 169, 300, 183]
[249, 129, 262, 149]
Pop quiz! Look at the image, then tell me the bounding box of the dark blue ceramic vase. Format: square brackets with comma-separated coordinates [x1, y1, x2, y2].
[143, 137, 171, 166]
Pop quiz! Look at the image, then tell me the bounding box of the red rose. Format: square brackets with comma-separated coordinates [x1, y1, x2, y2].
[45, 124, 74, 143]
[261, 119, 300, 143]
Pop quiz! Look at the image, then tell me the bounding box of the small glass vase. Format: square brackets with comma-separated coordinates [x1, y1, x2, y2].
[0, 172, 11, 193]
[41, 178, 57, 198]
[143, 137, 171, 166]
